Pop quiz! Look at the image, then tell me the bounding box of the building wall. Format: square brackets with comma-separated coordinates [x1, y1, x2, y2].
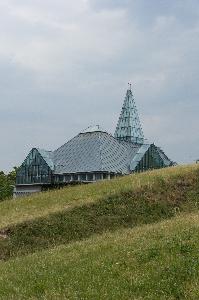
[13, 185, 42, 198]
[54, 172, 119, 184]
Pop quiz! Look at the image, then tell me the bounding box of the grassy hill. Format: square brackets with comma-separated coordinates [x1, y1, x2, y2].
[0, 165, 199, 299]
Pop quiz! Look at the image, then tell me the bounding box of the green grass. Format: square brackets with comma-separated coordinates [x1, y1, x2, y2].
[0, 213, 199, 300]
[0, 164, 199, 299]
[0, 164, 199, 230]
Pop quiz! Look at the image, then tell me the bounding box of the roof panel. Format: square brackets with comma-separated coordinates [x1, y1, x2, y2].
[53, 131, 140, 174]
[36, 148, 54, 170]
[130, 144, 150, 171]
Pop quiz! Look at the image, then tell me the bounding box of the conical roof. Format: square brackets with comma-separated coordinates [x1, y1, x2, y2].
[114, 86, 144, 144]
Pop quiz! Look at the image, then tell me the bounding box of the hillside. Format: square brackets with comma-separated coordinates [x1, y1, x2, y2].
[0, 165, 199, 299]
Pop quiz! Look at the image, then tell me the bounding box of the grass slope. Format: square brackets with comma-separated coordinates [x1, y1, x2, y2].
[0, 213, 199, 299]
[0, 164, 199, 299]
[0, 164, 198, 230]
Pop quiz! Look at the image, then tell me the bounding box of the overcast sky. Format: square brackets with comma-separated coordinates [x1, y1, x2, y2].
[0, 0, 199, 172]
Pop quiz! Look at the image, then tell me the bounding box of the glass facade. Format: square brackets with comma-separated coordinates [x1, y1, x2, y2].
[135, 145, 164, 172]
[80, 174, 86, 181]
[16, 148, 52, 185]
[64, 175, 71, 182]
[87, 173, 93, 181]
[95, 173, 102, 180]
[72, 174, 78, 181]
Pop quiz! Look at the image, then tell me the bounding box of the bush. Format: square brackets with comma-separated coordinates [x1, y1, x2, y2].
[0, 168, 17, 201]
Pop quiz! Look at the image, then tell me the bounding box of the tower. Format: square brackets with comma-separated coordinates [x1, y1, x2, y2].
[114, 84, 144, 144]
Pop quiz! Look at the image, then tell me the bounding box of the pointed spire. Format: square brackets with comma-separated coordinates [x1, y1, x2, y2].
[114, 84, 144, 144]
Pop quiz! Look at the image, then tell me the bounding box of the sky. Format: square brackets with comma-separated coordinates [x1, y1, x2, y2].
[0, 0, 199, 172]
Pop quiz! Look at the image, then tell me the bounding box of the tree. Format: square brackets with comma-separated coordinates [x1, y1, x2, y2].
[0, 167, 17, 201]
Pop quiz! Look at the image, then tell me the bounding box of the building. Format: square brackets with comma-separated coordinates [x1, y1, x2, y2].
[14, 86, 174, 197]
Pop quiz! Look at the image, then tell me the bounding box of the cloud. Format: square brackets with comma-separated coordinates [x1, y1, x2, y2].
[0, 0, 199, 172]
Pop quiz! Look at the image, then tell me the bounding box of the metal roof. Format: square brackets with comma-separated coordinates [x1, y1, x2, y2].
[36, 148, 54, 170]
[34, 132, 174, 175]
[130, 144, 150, 171]
[52, 131, 141, 174]
[18, 130, 174, 180]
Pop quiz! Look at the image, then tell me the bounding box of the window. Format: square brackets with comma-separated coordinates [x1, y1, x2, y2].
[87, 173, 93, 181]
[80, 174, 86, 181]
[95, 173, 102, 180]
[64, 175, 71, 182]
[59, 175, 63, 182]
[103, 173, 108, 179]
[72, 174, 78, 181]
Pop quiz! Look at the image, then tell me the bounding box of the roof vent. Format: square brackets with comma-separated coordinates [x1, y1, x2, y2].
[80, 125, 105, 134]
